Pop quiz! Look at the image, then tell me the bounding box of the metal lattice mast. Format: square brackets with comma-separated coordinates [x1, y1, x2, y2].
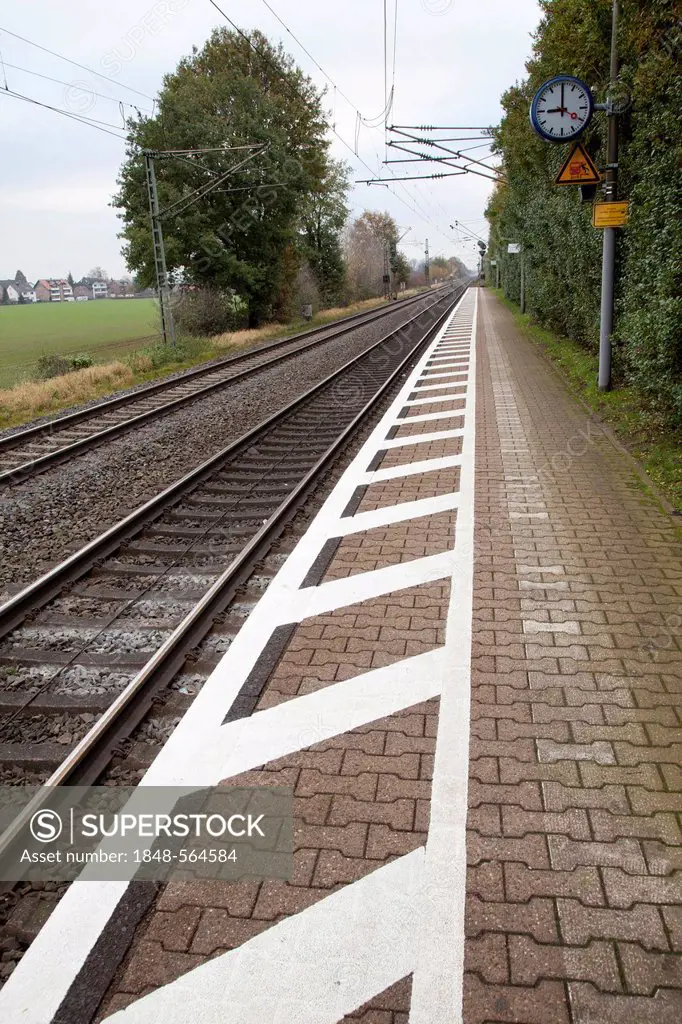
[143, 151, 176, 348]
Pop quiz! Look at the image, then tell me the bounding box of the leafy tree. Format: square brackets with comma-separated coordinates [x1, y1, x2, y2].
[14, 270, 27, 285]
[344, 211, 400, 299]
[393, 251, 411, 288]
[67, 271, 75, 288]
[113, 28, 331, 327]
[298, 158, 350, 305]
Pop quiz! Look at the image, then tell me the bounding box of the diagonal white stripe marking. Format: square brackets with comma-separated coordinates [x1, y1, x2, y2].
[417, 371, 468, 382]
[177, 650, 446, 785]
[361, 454, 462, 483]
[410, 383, 467, 393]
[402, 394, 464, 407]
[382, 428, 464, 449]
[105, 851, 425, 1024]
[335, 492, 460, 535]
[289, 550, 455, 622]
[390, 409, 464, 425]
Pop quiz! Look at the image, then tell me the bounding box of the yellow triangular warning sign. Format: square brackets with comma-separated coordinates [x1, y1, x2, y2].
[554, 141, 601, 185]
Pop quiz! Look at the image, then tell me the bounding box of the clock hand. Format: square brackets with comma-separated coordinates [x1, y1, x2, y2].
[561, 82, 565, 114]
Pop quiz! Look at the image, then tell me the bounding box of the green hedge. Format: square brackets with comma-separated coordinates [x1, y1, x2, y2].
[486, 0, 682, 427]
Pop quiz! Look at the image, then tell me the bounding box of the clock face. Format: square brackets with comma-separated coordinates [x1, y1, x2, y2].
[530, 76, 594, 142]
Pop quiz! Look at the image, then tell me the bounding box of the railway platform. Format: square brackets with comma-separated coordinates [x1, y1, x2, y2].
[1, 287, 681, 1023]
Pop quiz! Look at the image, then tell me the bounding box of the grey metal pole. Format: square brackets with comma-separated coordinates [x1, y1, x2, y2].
[598, 0, 619, 390]
[144, 151, 176, 348]
[520, 251, 525, 313]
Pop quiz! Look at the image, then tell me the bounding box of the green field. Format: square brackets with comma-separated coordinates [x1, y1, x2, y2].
[0, 299, 160, 387]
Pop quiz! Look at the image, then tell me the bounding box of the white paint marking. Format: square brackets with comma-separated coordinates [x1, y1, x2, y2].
[362, 454, 462, 483]
[402, 394, 463, 408]
[335, 492, 460, 535]
[409, 382, 467, 394]
[105, 852, 425, 1024]
[409, 289, 477, 1024]
[393, 410, 464, 425]
[417, 371, 468, 381]
[180, 651, 447, 785]
[383, 429, 464, 450]
[290, 550, 455, 623]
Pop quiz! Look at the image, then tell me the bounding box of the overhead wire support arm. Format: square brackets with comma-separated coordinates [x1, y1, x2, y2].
[388, 123, 496, 131]
[158, 147, 268, 221]
[384, 141, 504, 183]
[356, 171, 466, 184]
[388, 129, 504, 177]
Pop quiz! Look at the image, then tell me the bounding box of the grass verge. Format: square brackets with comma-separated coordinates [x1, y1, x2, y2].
[0, 293, 421, 431]
[491, 289, 682, 512]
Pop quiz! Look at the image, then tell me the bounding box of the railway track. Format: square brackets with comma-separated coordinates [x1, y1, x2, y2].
[0, 287, 461, 800]
[0, 288, 446, 487]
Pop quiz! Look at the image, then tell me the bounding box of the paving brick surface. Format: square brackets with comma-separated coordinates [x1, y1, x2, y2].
[338, 977, 412, 1021]
[256, 581, 449, 709]
[377, 434, 463, 469]
[464, 290, 682, 1023]
[356, 466, 461, 512]
[99, 704, 437, 1015]
[392, 414, 464, 438]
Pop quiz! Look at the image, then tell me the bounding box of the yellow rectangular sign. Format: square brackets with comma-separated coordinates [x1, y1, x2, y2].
[592, 201, 630, 228]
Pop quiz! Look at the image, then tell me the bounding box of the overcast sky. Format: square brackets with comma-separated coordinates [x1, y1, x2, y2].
[0, 0, 540, 282]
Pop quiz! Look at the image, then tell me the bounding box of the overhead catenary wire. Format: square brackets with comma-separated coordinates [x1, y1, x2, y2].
[0, 87, 129, 140]
[0, 45, 8, 90]
[0, 59, 154, 115]
[0, 26, 155, 103]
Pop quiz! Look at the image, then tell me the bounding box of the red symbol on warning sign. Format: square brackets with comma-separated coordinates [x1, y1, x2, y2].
[555, 141, 601, 185]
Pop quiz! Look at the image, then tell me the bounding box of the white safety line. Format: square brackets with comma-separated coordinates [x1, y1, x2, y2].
[286, 550, 456, 622]
[408, 291, 477, 1024]
[0, 289, 478, 1024]
[416, 371, 468, 381]
[411, 382, 466, 393]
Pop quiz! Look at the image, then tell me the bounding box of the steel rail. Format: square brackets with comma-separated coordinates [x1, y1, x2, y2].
[0, 287, 447, 487]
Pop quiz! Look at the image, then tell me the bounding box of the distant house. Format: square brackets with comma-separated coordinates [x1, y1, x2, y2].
[18, 286, 37, 303]
[34, 279, 74, 302]
[76, 277, 108, 299]
[0, 281, 19, 304]
[73, 284, 90, 300]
